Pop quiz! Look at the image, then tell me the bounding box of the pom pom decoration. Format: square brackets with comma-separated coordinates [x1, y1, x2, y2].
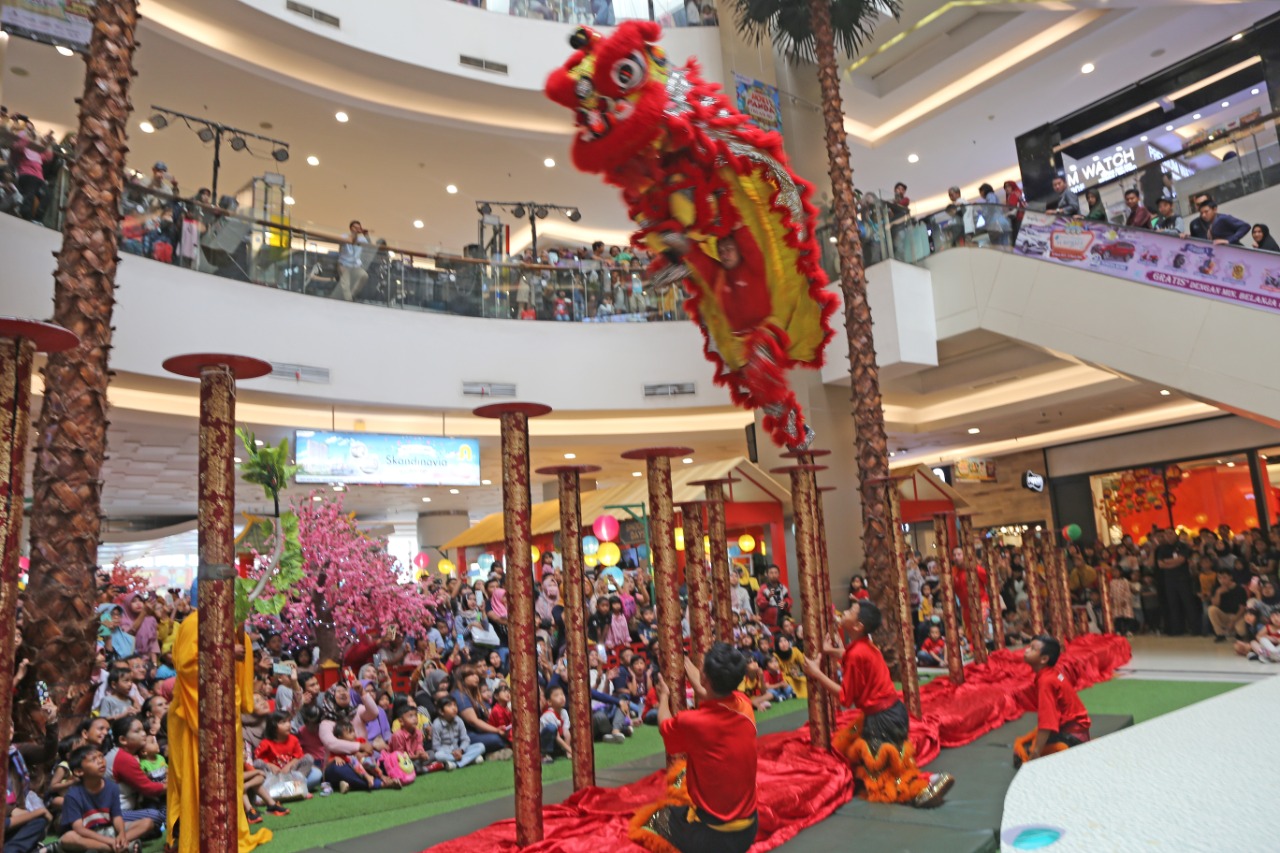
[593, 515, 620, 543]
[598, 541, 622, 567]
[545, 22, 837, 450]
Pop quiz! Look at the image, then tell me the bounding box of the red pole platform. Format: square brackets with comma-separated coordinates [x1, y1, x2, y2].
[477, 402, 552, 846]
[0, 319, 77, 802]
[536, 463, 601, 792]
[164, 353, 271, 853]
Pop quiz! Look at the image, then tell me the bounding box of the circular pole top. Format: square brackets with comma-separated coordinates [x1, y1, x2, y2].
[0, 318, 78, 353]
[473, 402, 553, 419]
[162, 353, 271, 380]
[780, 448, 832, 459]
[621, 446, 694, 461]
[818, 485, 837, 493]
[769, 464, 830, 474]
[535, 464, 602, 476]
[689, 475, 740, 488]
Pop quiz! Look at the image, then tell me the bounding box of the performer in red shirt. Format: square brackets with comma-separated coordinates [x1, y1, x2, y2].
[803, 602, 954, 807]
[630, 643, 758, 853]
[1014, 635, 1092, 767]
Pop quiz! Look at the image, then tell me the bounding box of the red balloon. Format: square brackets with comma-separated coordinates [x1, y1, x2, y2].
[593, 515, 620, 542]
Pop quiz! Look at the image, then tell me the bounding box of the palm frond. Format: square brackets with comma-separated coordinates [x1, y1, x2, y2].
[729, 0, 901, 65]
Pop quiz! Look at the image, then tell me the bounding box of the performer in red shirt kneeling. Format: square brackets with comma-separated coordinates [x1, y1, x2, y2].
[1014, 635, 1092, 767]
[803, 601, 954, 808]
[629, 642, 758, 853]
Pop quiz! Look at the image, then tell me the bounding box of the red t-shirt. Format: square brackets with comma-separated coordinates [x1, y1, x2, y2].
[255, 735, 303, 765]
[1035, 666, 1091, 735]
[658, 692, 758, 821]
[921, 637, 945, 656]
[839, 637, 899, 715]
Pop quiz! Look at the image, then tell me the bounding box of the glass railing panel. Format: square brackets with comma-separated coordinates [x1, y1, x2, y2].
[453, 0, 717, 27]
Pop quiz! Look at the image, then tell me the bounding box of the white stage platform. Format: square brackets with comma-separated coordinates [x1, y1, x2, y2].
[1001, 674, 1279, 851]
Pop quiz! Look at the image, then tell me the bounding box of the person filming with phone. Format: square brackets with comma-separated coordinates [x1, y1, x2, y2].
[336, 219, 371, 301]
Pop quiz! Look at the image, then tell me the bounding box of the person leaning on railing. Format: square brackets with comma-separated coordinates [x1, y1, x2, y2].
[1045, 175, 1081, 217]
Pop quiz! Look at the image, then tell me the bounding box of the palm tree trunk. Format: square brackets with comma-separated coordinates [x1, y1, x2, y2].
[806, 0, 901, 675]
[22, 0, 139, 733]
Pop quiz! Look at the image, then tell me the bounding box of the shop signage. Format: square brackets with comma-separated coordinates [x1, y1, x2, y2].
[953, 458, 997, 482]
[295, 430, 480, 486]
[1023, 471, 1045, 493]
[734, 73, 783, 136]
[1, 1, 93, 52]
[1015, 211, 1280, 315]
[1063, 147, 1137, 193]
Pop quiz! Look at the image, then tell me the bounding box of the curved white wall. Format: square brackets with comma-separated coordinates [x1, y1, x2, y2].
[0, 216, 731, 411]
[232, 0, 723, 91]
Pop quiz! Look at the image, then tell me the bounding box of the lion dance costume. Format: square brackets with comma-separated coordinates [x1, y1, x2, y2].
[545, 22, 837, 449]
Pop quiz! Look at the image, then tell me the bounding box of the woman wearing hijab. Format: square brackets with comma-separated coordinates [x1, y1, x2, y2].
[1252, 223, 1279, 252]
[131, 592, 161, 662]
[98, 602, 136, 659]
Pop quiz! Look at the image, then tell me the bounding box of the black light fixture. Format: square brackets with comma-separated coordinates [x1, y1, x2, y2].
[271, 146, 290, 163]
[511, 204, 526, 219]
[479, 202, 492, 216]
[567, 208, 581, 222]
[535, 206, 549, 219]
[196, 127, 215, 143]
[229, 135, 248, 152]
[149, 113, 169, 130]
[474, 200, 583, 257]
[146, 106, 291, 200]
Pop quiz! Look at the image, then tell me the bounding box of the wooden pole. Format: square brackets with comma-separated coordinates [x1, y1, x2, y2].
[956, 515, 987, 665]
[885, 480, 922, 718]
[987, 547, 1007, 650]
[478, 402, 552, 846]
[0, 320, 76, 801]
[164, 353, 270, 853]
[814, 483, 839, 733]
[1098, 562, 1114, 635]
[1056, 547, 1077, 641]
[932, 514, 965, 684]
[678, 502, 713, 663]
[692, 477, 737, 645]
[536, 463, 601, 792]
[1021, 537, 1045, 636]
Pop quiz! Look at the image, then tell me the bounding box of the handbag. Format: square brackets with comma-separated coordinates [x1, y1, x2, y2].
[471, 621, 500, 647]
[264, 770, 308, 802]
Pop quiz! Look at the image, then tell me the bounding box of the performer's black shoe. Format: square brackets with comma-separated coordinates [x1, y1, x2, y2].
[911, 772, 955, 808]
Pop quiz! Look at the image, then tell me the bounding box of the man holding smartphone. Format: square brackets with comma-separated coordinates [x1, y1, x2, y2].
[336, 219, 371, 301]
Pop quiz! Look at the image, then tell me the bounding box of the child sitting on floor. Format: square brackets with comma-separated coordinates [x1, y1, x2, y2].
[539, 685, 573, 765]
[324, 721, 397, 792]
[388, 698, 442, 776]
[762, 656, 795, 702]
[137, 734, 167, 786]
[430, 696, 486, 770]
[256, 711, 321, 792]
[917, 623, 946, 667]
[488, 684, 514, 739]
[59, 746, 153, 852]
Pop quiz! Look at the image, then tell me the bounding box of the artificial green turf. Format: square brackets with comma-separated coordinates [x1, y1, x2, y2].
[141, 678, 1244, 852]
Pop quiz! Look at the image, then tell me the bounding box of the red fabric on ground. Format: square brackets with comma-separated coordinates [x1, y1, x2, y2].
[422, 634, 1129, 853]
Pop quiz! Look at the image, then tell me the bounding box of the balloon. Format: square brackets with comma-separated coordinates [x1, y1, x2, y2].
[477, 553, 496, 571]
[415, 567, 428, 582]
[598, 541, 621, 567]
[531, 545, 541, 563]
[584, 553, 599, 568]
[601, 566, 624, 587]
[738, 534, 756, 553]
[593, 515, 620, 542]
[674, 527, 685, 551]
[438, 558, 456, 575]
[582, 535, 600, 556]
[1061, 524, 1082, 542]
[413, 552, 431, 570]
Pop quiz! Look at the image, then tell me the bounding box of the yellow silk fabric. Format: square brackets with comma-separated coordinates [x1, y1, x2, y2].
[166, 613, 273, 852]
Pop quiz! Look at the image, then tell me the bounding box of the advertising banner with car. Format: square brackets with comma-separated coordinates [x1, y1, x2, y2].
[1014, 211, 1280, 315]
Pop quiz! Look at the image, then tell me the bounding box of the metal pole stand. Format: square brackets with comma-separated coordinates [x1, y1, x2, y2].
[0, 319, 76, 800]
[164, 353, 270, 853]
[476, 402, 551, 846]
[690, 476, 739, 645]
[536, 463, 601, 792]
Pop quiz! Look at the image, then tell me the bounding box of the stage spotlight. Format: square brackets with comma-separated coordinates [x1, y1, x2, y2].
[149, 113, 168, 130]
[511, 204, 526, 219]
[535, 207, 549, 219]
[479, 203, 492, 216]
[229, 136, 248, 151]
[567, 208, 581, 222]
[197, 127, 215, 143]
[271, 146, 289, 162]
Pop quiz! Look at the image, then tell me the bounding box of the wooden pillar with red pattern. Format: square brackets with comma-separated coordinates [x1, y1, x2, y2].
[0, 319, 77, 802]
[477, 402, 552, 846]
[691, 476, 738, 645]
[987, 547, 1008, 650]
[164, 353, 271, 853]
[1056, 547, 1078, 641]
[932, 514, 965, 685]
[536, 463, 601, 792]
[624, 447, 693, 716]
[678, 501, 713, 664]
[1097, 563, 1114, 635]
[956, 515, 988, 665]
[815, 483, 840, 732]
[1022, 536, 1045, 637]
[884, 478, 922, 718]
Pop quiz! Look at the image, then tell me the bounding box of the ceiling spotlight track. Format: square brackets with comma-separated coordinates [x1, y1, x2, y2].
[147, 105, 291, 199]
[473, 199, 584, 256]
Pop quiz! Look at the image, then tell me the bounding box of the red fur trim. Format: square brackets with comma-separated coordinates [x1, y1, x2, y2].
[628, 760, 692, 851]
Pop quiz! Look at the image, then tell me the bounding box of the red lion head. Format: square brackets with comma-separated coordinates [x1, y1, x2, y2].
[545, 22, 673, 176]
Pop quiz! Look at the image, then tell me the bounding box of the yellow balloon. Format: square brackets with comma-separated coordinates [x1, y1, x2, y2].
[598, 541, 621, 567]
[738, 534, 756, 553]
[531, 545, 541, 563]
[438, 558, 456, 575]
[674, 527, 685, 551]
[584, 553, 599, 568]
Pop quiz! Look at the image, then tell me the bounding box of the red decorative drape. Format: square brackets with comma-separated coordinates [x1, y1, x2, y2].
[421, 634, 1129, 853]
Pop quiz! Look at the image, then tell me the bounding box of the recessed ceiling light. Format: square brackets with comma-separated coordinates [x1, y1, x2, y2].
[1139, 135, 1148, 142]
[422, 497, 432, 502]
[1193, 113, 1201, 120]
[413, 219, 424, 228]
[449, 488, 460, 494]
[311, 495, 323, 501]
[1221, 101, 1230, 108]
[828, 236, 837, 243]
[632, 471, 642, 477]
[1231, 33, 1243, 41]
[682, 458, 693, 464]
[967, 427, 981, 435]
[889, 451, 896, 458]
[233, 457, 242, 464]
[334, 111, 349, 123]
[306, 155, 319, 166]
[907, 153, 919, 164]
[1252, 88, 1260, 95]
[1226, 461, 1236, 467]
[1160, 389, 1171, 396]
[283, 196, 295, 205]
[446, 184, 458, 194]
[254, 439, 264, 446]
[481, 479, 492, 485]
[56, 45, 74, 57]
[1165, 125, 1173, 131]
[544, 158, 556, 168]
[139, 121, 154, 134]
[1080, 62, 1095, 74]
[564, 453, 576, 459]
